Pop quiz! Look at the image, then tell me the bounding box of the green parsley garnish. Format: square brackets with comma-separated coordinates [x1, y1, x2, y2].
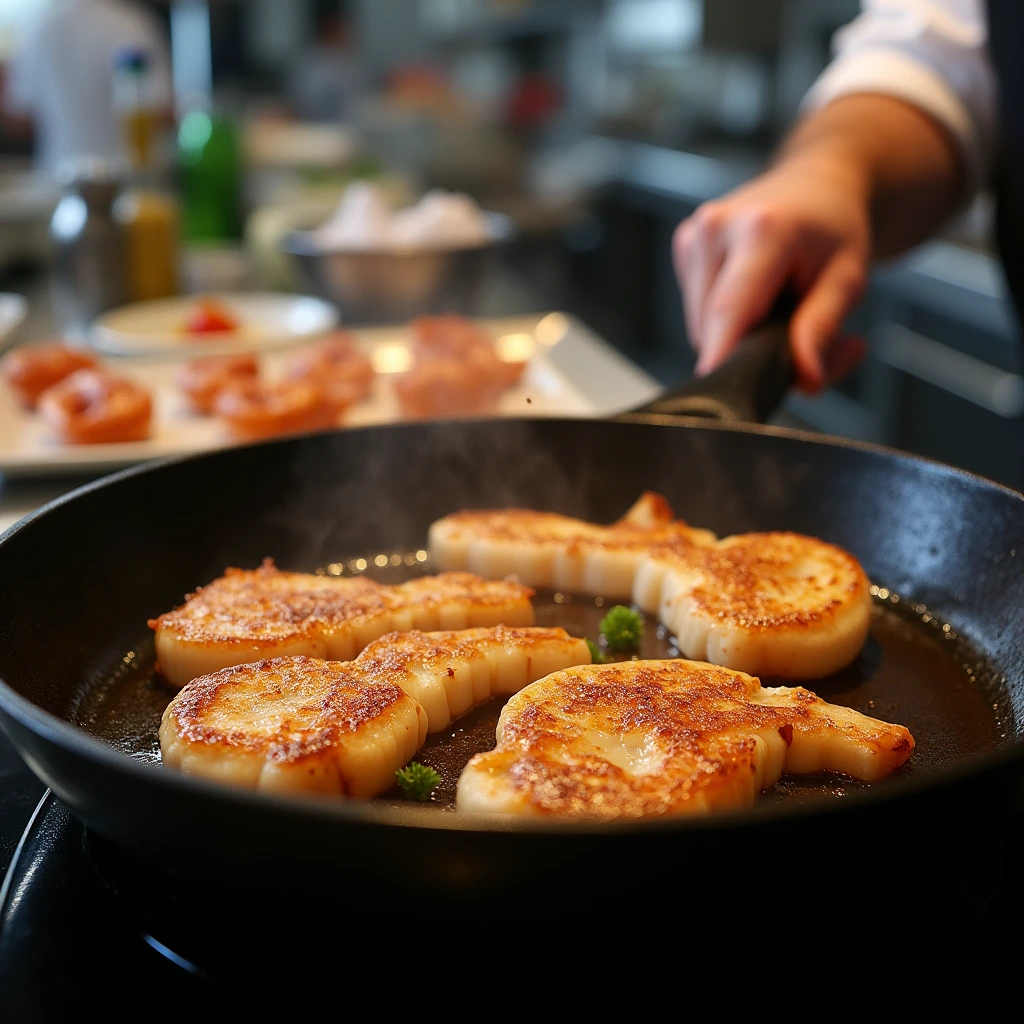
[585, 637, 607, 664]
[599, 605, 644, 652]
[395, 762, 440, 801]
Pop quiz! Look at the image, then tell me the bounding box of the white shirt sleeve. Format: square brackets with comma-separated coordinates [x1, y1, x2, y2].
[802, 0, 998, 195]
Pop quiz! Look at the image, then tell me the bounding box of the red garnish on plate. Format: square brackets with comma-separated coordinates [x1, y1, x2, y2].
[184, 298, 239, 335]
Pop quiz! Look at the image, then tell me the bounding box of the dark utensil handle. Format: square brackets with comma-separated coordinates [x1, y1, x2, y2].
[622, 304, 795, 425]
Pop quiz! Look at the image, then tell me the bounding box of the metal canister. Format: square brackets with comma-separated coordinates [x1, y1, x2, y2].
[49, 157, 129, 340]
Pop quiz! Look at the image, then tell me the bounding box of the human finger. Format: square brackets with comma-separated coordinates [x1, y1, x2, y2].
[789, 253, 866, 392]
[673, 206, 727, 350]
[693, 215, 796, 375]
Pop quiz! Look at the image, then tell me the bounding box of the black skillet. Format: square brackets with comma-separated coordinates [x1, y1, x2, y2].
[1, 319, 1023, 962]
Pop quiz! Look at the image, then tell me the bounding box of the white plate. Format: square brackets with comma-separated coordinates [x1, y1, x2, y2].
[0, 313, 662, 477]
[88, 292, 339, 357]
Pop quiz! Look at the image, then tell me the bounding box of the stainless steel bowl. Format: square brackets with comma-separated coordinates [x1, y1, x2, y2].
[280, 211, 516, 325]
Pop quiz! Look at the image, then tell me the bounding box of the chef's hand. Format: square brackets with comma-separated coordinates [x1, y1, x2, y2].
[673, 95, 966, 394]
[674, 152, 870, 394]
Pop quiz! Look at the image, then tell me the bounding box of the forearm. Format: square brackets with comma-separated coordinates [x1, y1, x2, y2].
[774, 93, 966, 259]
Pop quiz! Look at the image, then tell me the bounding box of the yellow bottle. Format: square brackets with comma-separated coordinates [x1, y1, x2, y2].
[115, 188, 181, 301]
[121, 107, 159, 174]
[112, 46, 181, 301]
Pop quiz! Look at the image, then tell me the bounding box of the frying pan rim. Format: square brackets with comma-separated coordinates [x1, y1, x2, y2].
[0, 415, 1022, 837]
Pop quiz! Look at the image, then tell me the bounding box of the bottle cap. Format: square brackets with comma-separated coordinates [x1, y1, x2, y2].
[113, 47, 151, 73]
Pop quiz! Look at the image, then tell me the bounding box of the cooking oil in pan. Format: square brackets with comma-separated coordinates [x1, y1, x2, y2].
[75, 550, 1011, 813]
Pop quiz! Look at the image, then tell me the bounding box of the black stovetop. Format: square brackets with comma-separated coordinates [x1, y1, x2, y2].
[2, 725, 1022, 1015]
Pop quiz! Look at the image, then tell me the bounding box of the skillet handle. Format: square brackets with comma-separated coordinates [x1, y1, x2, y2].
[619, 300, 795, 425]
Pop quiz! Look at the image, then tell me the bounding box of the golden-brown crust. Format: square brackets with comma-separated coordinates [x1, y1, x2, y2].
[165, 656, 407, 764]
[656, 532, 870, 630]
[433, 501, 864, 628]
[433, 506, 708, 551]
[614, 490, 676, 528]
[459, 660, 915, 818]
[160, 626, 590, 793]
[356, 624, 573, 679]
[500, 662, 767, 748]
[149, 559, 393, 642]
[395, 571, 536, 609]
[149, 560, 536, 650]
[432, 495, 872, 677]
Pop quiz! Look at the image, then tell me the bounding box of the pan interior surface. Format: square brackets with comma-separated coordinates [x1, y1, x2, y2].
[74, 549, 1009, 817]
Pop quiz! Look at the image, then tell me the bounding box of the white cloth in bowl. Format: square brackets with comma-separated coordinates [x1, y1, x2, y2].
[310, 183, 491, 250]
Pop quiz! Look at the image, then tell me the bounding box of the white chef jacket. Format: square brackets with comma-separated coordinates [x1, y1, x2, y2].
[804, 0, 997, 195]
[3, 0, 172, 177]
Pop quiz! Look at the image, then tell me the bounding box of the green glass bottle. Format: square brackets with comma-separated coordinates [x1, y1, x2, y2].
[177, 108, 242, 242]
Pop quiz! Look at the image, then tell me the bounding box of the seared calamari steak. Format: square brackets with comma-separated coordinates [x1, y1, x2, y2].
[150, 559, 536, 689]
[456, 659, 913, 818]
[161, 626, 591, 795]
[430, 494, 871, 679]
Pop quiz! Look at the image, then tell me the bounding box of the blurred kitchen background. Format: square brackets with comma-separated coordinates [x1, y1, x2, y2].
[1, 0, 1020, 487]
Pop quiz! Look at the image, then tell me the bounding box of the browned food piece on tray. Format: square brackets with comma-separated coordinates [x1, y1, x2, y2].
[395, 315, 528, 419]
[0, 342, 100, 409]
[175, 353, 260, 415]
[286, 331, 375, 405]
[148, 557, 537, 689]
[212, 377, 346, 441]
[410, 315, 494, 359]
[37, 367, 152, 444]
[393, 357, 506, 419]
[412, 315, 526, 386]
[457, 659, 915, 818]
